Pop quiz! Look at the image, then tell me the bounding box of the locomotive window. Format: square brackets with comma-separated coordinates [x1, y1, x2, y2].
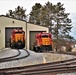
[41, 35, 48, 38]
[15, 32, 23, 34]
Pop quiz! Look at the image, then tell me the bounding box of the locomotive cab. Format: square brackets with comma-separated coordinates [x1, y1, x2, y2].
[33, 32, 52, 52]
[10, 29, 25, 49]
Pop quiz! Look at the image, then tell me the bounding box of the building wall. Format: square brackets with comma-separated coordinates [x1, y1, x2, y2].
[0, 16, 49, 50]
[0, 16, 26, 49]
[27, 23, 49, 49]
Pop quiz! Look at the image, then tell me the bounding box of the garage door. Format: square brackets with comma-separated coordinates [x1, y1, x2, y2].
[29, 31, 46, 50]
[5, 27, 22, 47]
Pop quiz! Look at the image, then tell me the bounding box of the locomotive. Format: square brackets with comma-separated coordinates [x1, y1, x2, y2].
[10, 29, 25, 49]
[33, 32, 52, 52]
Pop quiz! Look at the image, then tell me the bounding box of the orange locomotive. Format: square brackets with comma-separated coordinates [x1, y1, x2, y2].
[33, 32, 52, 52]
[10, 29, 25, 49]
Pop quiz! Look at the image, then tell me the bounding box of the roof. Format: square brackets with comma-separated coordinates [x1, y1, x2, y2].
[0, 15, 48, 28]
[0, 15, 26, 22]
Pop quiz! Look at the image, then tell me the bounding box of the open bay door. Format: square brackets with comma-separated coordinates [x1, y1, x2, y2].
[29, 31, 46, 50]
[5, 27, 22, 48]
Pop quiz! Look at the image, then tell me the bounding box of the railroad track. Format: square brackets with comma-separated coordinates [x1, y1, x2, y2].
[0, 49, 30, 63]
[0, 63, 76, 75]
[0, 50, 76, 75]
[0, 54, 76, 75]
[0, 49, 20, 60]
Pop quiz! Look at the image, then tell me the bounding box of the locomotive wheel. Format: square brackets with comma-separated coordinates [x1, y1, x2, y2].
[17, 40, 23, 49]
[11, 41, 25, 49]
[47, 46, 52, 52]
[40, 45, 52, 52]
[17, 41, 25, 49]
[33, 46, 39, 52]
[10, 43, 15, 49]
[10, 43, 13, 48]
[33, 46, 37, 52]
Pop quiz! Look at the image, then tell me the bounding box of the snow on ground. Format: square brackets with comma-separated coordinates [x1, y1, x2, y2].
[0, 48, 19, 59]
[42, 53, 76, 63]
[0, 48, 76, 71]
[0, 49, 43, 69]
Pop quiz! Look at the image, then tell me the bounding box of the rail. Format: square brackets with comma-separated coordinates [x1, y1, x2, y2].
[0, 49, 30, 63]
[0, 50, 76, 75]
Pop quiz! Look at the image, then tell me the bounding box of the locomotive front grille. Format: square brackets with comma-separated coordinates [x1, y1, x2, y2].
[42, 38, 51, 45]
[15, 34, 23, 42]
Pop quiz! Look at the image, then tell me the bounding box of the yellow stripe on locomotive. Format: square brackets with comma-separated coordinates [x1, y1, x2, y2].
[10, 29, 25, 49]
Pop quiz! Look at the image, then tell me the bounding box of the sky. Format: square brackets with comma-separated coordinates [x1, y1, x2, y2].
[0, 0, 76, 39]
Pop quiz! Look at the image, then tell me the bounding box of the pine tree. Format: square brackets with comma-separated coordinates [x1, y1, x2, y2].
[6, 6, 26, 20]
[29, 2, 73, 51]
[29, 3, 42, 24]
[29, 2, 72, 40]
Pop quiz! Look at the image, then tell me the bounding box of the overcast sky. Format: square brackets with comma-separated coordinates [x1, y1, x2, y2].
[0, 0, 76, 39]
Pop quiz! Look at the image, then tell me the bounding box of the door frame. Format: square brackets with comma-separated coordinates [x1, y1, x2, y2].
[5, 27, 22, 47]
